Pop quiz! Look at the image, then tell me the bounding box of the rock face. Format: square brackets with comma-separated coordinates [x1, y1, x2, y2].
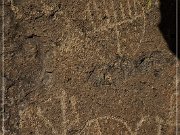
[0, 0, 178, 135]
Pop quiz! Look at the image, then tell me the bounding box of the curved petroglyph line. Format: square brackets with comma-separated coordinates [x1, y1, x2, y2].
[98, 14, 146, 56]
[77, 116, 133, 135]
[82, 0, 155, 57]
[134, 115, 149, 135]
[77, 115, 152, 135]
[57, 0, 151, 57]
[10, 0, 22, 19]
[36, 107, 59, 135]
[34, 89, 173, 135]
[85, 119, 102, 135]
[91, 11, 146, 56]
[36, 90, 174, 135]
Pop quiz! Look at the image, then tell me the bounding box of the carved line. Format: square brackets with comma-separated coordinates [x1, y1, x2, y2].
[111, 0, 122, 55]
[68, 96, 80, 128]
[155, 116, 163, 135]
[127, 0, 132, 18]
[77, 116, 133, 135]
[36, 107, 59, 135]
[94, 13, 144, 33]
[120, 1, 126, 19]
[60, 89, 68, 135]
[94, 119, 102, 135]
[167, 93, 176, 125]
[132, 7, 146, 56]
[37, 90, 176, 135]
[133, 0, 137, 16]
[134, 116, 149, 135]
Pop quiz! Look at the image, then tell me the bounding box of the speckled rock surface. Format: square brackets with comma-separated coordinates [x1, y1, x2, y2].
[0, 0, 178, 135]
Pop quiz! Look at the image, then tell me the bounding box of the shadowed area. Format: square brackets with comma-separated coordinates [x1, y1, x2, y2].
[159, 0, 178, 58]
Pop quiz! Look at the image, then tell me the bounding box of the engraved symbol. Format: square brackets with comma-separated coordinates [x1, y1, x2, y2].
[19, 90, 177, 135]
[81, 0, 147, 57]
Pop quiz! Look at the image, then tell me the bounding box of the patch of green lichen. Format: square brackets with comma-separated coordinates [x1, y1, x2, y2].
[147, 0, 152, 9]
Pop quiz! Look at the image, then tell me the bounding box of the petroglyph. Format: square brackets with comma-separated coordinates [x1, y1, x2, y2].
[132, 8, 146, 56]
[127, 0, 132, 18]
[69, 96, 80, 125]
[167, 93, 177, 126]
[6, 0, 176, 134]
[111, 0, 122, 55]
[60, 89, 68, 135]
[120, 2, 126, 19]
[155, 116, 163, 135]
[19, 105, 58, 135]
[77, 115, 155, 135]
[19, 88, 177, 135]
[135, 116, 149, 134]
[36, 107, 59, 135]
[10, 0, 22, 19]
[78, 116, 126, 135]
[80, 0, 147, 56]
[94, 119, 102, 135]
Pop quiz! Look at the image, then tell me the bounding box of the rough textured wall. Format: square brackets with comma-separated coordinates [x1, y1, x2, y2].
[0, 0, 178, 135]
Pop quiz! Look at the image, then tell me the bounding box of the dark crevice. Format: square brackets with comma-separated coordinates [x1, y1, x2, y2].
[159, 0, 178, 59]
[25, 34, 40, 39]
